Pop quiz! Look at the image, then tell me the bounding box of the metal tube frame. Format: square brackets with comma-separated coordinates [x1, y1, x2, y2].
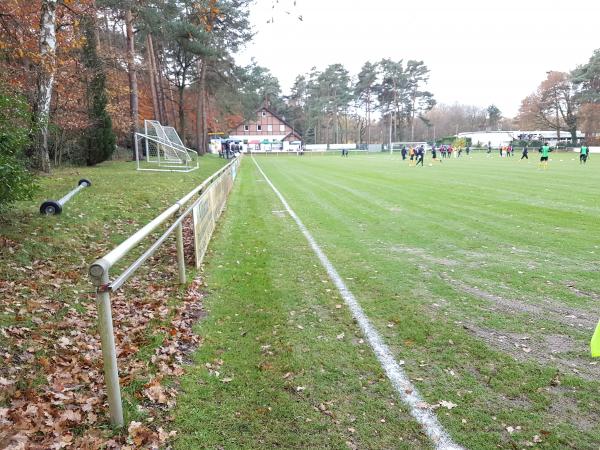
[89, 156, 241, 426]
[58, 183, 87, 206]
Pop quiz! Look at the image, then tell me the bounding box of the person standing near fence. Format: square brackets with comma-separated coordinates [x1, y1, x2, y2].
[401, 145, 407, 160]
[521, 145, 529, 160]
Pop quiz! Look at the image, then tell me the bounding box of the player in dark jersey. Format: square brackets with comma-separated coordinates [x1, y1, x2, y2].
[415, 146, 425, 166]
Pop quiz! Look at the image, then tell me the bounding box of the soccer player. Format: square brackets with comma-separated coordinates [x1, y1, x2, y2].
[521, 144, 528, 160]
[415, 145, 425, 166]
[580, 144, 589, 164]
[401, 145, 407, 160]
[538, 143, 552, 169]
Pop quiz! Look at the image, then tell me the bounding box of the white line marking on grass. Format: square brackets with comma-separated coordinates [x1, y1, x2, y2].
[252, 157, 463, 450]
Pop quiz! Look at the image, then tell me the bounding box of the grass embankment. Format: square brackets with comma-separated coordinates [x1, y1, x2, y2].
[0, 157, 226, 448]
[174, 152, 600, 449]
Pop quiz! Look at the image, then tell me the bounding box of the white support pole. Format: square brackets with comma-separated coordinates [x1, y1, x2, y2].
[145, 121, 150, 162]
[95, 270, 124, 428]
[135, 134, 140, 170]
[176, 223, 186, 284]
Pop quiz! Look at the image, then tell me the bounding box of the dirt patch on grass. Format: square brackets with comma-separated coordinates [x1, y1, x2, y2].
[461, 322, 599, 381]
[390, 245, 458, 266]
[565, 281, 600, 301]
[441, 273, 597, 330]
[545, 386, 598, 432]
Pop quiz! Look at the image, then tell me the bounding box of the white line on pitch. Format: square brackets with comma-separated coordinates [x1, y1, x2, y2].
[252, 157, 463, 450]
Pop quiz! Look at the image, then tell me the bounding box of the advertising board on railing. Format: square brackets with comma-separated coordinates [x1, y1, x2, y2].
[192, 158, 239, 267]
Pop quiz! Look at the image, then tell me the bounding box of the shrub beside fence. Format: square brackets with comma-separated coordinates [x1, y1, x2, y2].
[88, 156, 241, 426]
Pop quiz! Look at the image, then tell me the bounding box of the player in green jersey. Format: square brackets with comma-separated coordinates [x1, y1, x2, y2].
[538, 144, 552, 169]
[580, 145, 589, 164]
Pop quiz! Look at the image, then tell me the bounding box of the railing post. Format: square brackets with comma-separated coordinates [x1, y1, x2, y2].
[90, 264, 124, 427]
[176, 222, 186, 284]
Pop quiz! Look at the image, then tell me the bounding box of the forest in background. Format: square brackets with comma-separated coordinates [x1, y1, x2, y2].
[0, 0, 598, 209]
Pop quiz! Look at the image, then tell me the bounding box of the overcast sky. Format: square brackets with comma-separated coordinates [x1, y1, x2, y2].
[236, 0, 600, 117]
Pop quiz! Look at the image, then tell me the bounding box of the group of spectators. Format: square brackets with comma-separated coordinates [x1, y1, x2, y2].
[219, 141, 242, 159]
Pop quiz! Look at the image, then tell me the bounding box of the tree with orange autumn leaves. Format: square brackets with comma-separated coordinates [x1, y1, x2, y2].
[0, 0, 258, 170]
[516, 50, 600, 144]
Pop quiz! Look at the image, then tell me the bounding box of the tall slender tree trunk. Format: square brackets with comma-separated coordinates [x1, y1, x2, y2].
[388, 112, 393, 149]
[125, 9, 139, 159]
[410, 96, 416, 141]
[166, 77, 178, 126]
[147, 34, 166, 123]
[178, 85, 186, 143]
[154, 41, 170, 124]
[366, 88, 371, 145]
[146, 34, 160, 122]
[195, 59, 208, 154]
[34, 0, 58, 173]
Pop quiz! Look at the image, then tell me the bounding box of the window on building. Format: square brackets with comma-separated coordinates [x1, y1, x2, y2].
[261, 111, 267, 117]
[243, 125, 249, 131]
[267, 124, 273, 132]
[279, 124, 285, 132]
[257, 125, 262, 131]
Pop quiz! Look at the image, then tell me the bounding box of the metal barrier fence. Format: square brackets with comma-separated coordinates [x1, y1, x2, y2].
[88, 156, 241, 426]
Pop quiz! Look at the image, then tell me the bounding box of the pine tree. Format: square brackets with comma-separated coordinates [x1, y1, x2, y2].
[82, 15, 115, 166]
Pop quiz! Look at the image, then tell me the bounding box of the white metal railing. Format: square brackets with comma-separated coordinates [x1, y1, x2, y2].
[88, 156, 241, 426]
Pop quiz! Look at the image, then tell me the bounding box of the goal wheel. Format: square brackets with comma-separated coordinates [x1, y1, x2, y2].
[40, 200, 62, 215]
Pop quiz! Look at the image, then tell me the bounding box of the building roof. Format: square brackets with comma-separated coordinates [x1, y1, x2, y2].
[282, 130, 302, 141]
[230, 106, 302, 138]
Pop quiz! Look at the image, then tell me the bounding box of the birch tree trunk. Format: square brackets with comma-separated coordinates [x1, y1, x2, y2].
[35, 0, 58, 173]
[125, 9, 139, 160]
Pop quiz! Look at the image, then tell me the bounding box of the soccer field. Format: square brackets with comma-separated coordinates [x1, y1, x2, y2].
[174, 152, 600, 449]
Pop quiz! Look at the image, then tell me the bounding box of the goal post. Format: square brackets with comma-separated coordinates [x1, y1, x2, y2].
[135, 120, 199, 172]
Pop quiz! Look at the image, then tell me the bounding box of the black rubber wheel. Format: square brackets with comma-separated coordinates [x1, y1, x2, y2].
[78, 178, 91, 187]
[40, 200, 62, 215]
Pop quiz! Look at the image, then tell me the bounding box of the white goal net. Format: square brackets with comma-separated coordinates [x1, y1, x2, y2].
[135, 120, 198, 172]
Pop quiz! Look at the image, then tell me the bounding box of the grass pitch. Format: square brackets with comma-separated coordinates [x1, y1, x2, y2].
[174, 152, 600, 449]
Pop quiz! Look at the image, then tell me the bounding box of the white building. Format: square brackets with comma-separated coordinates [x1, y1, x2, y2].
[458, 130, 585, 148]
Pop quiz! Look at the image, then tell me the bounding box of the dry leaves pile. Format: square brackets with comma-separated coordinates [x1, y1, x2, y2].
[0, 232, 204, 449]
